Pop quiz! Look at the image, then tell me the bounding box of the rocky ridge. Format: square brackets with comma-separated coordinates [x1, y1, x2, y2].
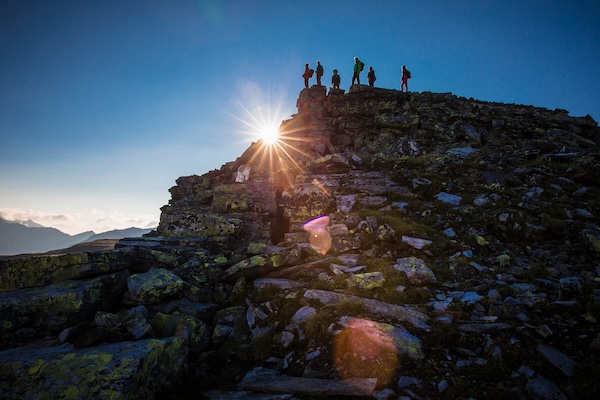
[1, 85, 599, 399]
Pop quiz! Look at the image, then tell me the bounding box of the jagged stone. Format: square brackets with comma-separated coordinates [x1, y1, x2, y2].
[238, 367, 377, 397]
[0, 338, 188, 399]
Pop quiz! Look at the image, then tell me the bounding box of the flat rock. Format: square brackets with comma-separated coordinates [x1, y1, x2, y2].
[304, 289, 429, 329]
[536, 344, 576, 377]
[238, 367, 377, 397]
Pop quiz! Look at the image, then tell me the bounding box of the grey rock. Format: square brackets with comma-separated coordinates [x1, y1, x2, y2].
[394, 257, 436, 285]
[127, 268, 184, 305]
[238, 367, 377, 397]
[536, 344, 576, 377]
[304, 289, 430, 329]
[0, 338, 188, 399]
[525, 375, 568, 400]
[437, 192, 462, 205]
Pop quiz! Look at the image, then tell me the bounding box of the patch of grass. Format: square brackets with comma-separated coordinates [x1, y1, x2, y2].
[334, 299, 368, 317]
[359, 209, 437, 238]
[302, 308, 336, 343]
[398, 287, 433, 304]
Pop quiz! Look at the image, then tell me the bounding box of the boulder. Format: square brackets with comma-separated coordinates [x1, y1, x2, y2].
[393, 257, 436, 285]
[0, 338, 188, 399]
[127, 268, 184, 305]
[0, 248, 133, 290]
[0, 271, 128, 345]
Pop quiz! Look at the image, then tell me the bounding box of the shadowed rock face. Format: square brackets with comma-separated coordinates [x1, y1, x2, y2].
[1, 87, 599, 399]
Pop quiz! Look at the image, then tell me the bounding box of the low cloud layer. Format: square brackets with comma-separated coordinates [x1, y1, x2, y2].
[0, 208, 158, 235]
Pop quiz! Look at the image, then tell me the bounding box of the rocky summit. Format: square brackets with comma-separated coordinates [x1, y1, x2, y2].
[1, 85, 599, 400]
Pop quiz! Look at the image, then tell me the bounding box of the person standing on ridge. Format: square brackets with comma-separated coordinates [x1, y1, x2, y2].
[352, 56, 363, 86]
[367, 66, 376, 87]
[302, 63, 313, 88]
[401, 65, 411, 92]
[331, 69, 341, 89]
[316, 60, 324, 86]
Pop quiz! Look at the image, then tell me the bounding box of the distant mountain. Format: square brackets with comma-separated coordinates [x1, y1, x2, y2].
[9, 219, 46, 228]
[0, 217, 154, 256]
[80, 228, 154, 243]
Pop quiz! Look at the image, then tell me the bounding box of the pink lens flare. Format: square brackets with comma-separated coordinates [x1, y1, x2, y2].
[302, 215, 332, 255]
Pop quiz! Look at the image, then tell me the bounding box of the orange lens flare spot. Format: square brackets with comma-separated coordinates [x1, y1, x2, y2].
[333, 318, 399, 385]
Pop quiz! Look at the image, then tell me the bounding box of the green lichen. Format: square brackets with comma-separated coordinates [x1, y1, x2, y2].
[249, 255, 267, 267]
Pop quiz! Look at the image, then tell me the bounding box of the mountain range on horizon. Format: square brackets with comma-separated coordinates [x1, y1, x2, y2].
[0, 217, 155, 256]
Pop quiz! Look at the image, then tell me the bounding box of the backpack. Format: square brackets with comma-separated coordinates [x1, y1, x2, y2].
[406, 69, 411, 79]
[308, 69, 314, 78]
[359, 61, 365, 72]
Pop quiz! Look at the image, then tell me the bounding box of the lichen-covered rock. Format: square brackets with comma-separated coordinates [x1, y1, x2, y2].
[0, 337, 188, 399]
[346, 272, 385, 289]
[0, 271, 128, 347]
[0, 248, 133, 290]
[393, 257, 437, 285]
[150, 312, 209, 352]
[127, 268, 184, 305]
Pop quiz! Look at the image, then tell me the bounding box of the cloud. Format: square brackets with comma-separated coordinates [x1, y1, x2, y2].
[0, 207, 158, 235]
[0, 208, 75, 224]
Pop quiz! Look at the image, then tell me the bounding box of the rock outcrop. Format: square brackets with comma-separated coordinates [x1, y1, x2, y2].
[1, 84, 599, 399]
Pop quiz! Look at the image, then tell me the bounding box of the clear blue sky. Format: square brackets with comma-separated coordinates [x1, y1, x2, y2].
[1, 0, 599, 235]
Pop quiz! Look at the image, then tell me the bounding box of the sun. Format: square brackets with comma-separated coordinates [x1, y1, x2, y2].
[261, 125, 280, 145]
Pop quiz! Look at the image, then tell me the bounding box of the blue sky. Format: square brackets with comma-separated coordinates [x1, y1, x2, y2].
[1, 0, 599, 235]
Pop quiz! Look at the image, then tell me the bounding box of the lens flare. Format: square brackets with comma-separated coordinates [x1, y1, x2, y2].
[303, 215, 332, 255]
[333, 318, 399, 386]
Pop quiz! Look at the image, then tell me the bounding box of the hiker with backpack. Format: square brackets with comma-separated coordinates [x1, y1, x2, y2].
[367, 66, 376, 87]
[331, 69, 341, 89]
[401, 65, 411, 92]
[352, 56, 364, 86]
[316, 60, 324, 86]
[302, 63, 313, 88]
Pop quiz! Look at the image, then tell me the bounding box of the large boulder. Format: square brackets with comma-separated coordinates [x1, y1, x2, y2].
[0, 337, 188, 399]
[0, 248, 133, 290]
[0, 271, 129, 347]
[127, 268, 184, 305]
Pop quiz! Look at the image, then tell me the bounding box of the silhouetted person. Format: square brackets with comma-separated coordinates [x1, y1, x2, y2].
[316, 60, 324, 86]
[352, 56, 363, 86]
[331, 69, 341, 89]
[302, 63, 312, 88]
[367, 66, 376, 87]
[401, 65, 411, 92]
